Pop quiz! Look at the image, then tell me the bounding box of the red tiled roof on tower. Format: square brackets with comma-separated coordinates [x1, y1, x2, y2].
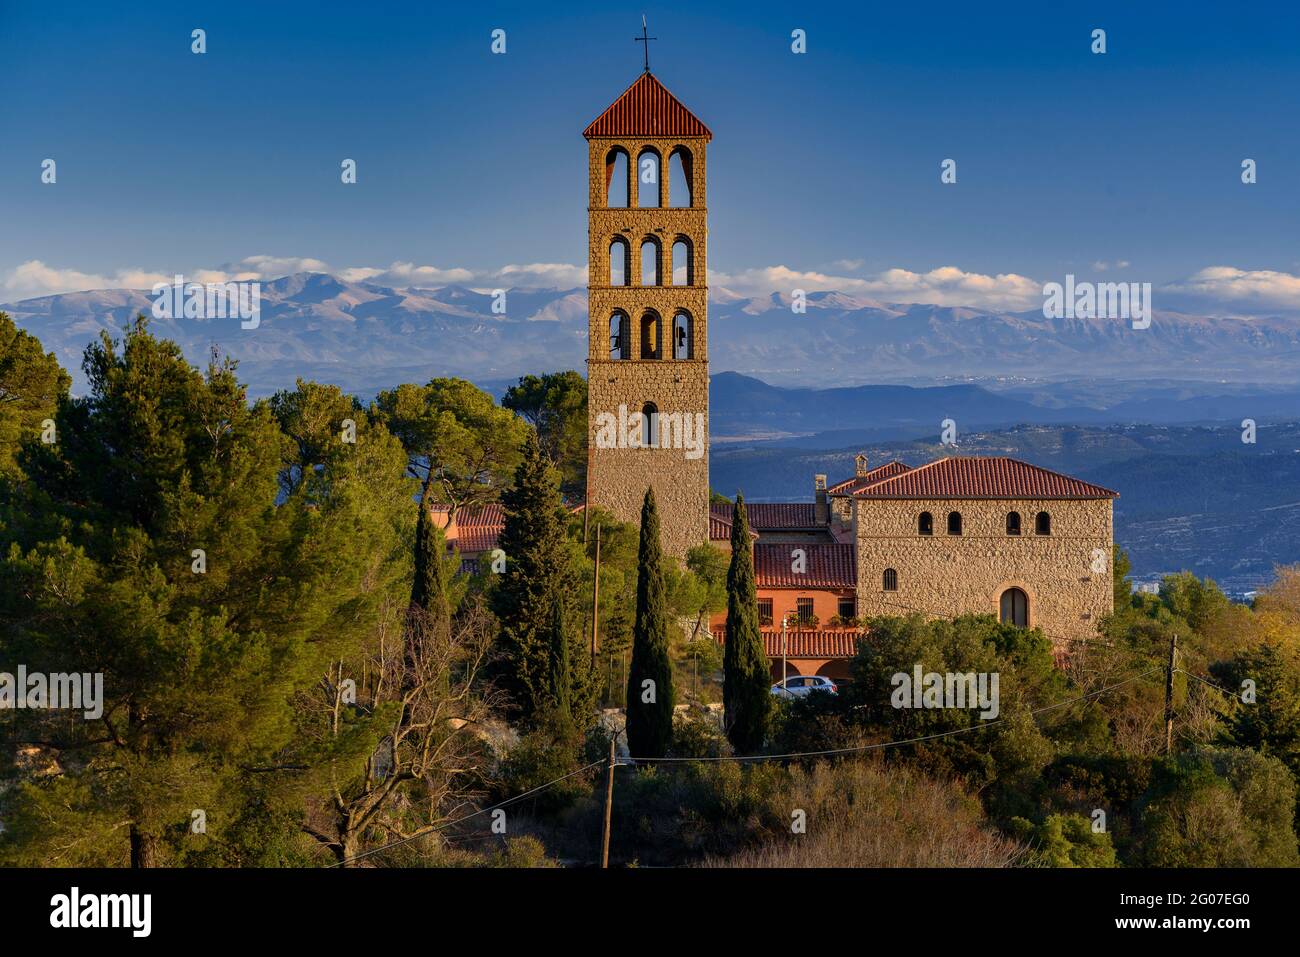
[754, 543, 856, 589]
[827, 460, 911, 496]
[583, 72, 712, 139]
[852, 457, 1120, 500]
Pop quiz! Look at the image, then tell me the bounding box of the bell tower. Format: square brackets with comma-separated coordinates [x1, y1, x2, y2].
[583, 69, 710, 558]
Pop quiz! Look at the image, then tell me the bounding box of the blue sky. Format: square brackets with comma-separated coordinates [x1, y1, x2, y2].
[3, 0, 1300, 314]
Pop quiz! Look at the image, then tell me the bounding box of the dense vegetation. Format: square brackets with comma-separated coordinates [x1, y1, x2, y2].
[1, 313, 1298, 868]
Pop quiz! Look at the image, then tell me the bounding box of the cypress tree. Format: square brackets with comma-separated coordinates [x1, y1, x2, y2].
[723, 493, 771, 753]
[545, 593, 577, 743]
[410, 504, 453, 644]
[493, 430, 583, 725]
[625, 488, 675, 759]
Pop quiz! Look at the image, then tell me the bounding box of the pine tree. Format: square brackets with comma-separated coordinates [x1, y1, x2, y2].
[625, 488, 675, 758]
[723, 494, 771, 753]
[0, 320, 416, 866]
[0, 311, 70, 481]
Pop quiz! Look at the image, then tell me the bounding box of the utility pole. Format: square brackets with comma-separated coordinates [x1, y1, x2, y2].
[600, 733, 617, 868]
[781, 612, 789, 688]
[1164, 633, 1178, 756]
[591, 524, 601, 671]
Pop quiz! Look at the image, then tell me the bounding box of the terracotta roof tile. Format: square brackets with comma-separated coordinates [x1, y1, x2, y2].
[760, 630, 860, 659]
[827, 460, 911, 496]
[584, 72, 712, 139]
[709, 510, 759, 542]
[754, 543, 856, 588]
[428, 503, 506, 555]
[852, 457, 1119, 500]
[711, 502, 821, 530]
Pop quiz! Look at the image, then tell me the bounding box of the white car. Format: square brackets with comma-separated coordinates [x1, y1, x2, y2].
[771, 675, 838, 698]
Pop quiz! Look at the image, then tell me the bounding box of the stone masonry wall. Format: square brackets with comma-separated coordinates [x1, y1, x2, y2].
[853, 497, 1114, 648]
[585, 135, 711, 559]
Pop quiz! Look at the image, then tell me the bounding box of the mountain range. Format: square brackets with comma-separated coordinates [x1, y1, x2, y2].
[5, 273, 1299, 401]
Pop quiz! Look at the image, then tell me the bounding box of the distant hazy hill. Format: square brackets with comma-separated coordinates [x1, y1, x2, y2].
[709, 371, 1300, 443]
[710, 371, 1103, 439]
[5, 273, 1300, 397]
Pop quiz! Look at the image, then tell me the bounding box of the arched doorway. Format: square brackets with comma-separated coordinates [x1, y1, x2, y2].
[999, 587, 1028, 627]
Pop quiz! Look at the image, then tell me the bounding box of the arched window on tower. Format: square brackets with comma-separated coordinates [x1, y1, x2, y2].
[637, 148, 661, 208]
[671, 237, 693, 286]
[609, 238, 630, 286]
[1000, 587, 1028, 627]
[640, 311, 662, 360]
[1006, 511, 1021, 535]
[605, 148, 629, 207]
[641, 402, 659, 448]
[883, 568, 898, 592]
[668, 146, 692, 207]
[609, 313, 630, 360]
[918, 512, 933, 536]
[640, 238, 661, 286]
[672, 311, 693, 359]
[1036, 511, 1052, 535]
[947, 511, 963, 536]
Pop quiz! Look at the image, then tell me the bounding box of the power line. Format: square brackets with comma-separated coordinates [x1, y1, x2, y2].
[328, 758, 607, 868]
[331, 665, 1166, 865]
[1176, 667, 1244, 703]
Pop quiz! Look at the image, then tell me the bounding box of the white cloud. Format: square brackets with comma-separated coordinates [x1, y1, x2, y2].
[1162, 266, 1300, 314]
[1, 260, 170, 299]
[708, 264, 1043, 311]
[495, 262, 588, 287]
[234, 255, 332, 279]
[343, 261, 476, 287]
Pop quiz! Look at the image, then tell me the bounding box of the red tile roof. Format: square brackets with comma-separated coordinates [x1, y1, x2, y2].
[827, 460, 911, 496]
[754, 543, 856, 589]
[709, 510, 759, 543]
[760, 630, 861, 659]
[852, 457, 1119, 500]
[584, 72, 712, 140]
[711, 502, 821, 530]
[428, 503, 506, 555]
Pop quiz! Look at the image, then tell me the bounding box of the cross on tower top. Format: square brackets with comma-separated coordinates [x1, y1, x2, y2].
[634, 15, 657, 73]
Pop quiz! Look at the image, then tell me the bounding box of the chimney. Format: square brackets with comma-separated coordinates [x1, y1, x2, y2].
[429, 503, 456, 539]
[855, 452, 870, 477]
[814, 474, 829, 525]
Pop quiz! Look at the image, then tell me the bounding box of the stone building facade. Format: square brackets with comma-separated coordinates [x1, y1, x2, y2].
[583, 71, 711, 558]
[849, 457, 1117, 646]
[703, 456, 1118, 677]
